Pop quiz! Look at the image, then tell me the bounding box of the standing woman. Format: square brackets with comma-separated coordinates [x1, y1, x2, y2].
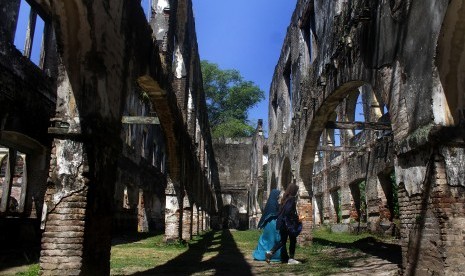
[252, 189, 282, 261]
[266, 183, 301, 264]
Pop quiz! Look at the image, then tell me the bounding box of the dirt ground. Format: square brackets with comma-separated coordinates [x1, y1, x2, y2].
[0, 230, 401, 275]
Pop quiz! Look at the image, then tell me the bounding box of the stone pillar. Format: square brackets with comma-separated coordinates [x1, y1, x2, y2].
[340, 185, 352, 224]
[366, 176, 381, 232]
[199, 207, 204, 232]
[181, 195, 191, 241]
[192, 204, 199, 236]
[205, 213, 210, 230]
[138, 189, 149, 233]
[164, 178, 181, 242]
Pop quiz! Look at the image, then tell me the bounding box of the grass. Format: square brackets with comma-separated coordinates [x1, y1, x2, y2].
[15, 264, 40, 276]
[110, 232, 190, 275]
[8, 228, 391, 275]
[229, 228, 378, 276]
[313, 226, 375, 244]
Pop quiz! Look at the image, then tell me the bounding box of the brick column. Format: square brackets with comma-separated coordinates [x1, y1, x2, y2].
[40, 140, 88, 275]
[297, 196, 312, 245]
[40, 192, 87, 274]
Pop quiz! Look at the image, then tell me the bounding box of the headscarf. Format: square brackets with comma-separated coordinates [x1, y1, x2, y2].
[257, 189, 280, 229]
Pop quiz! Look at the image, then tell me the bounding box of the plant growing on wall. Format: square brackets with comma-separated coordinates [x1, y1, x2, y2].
[359, 181, 367, 223]
[201, 60, 264, 138]
[391, 171, 399, 219]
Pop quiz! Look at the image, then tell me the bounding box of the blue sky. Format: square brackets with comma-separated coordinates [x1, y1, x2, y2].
[14, 0, 296, 135]
[192, 1, 296, 135]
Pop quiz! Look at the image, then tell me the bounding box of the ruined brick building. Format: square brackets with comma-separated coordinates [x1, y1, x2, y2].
[1, 0, 220, 274]
[212, 120, 266, 230]
[267, 0, 465, 275]
[1, 0, 465, 275]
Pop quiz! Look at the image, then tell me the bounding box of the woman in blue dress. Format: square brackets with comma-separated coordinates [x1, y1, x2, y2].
[252, 189, 282, 262]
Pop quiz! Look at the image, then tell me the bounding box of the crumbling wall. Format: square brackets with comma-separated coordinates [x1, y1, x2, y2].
[0, 0, 221, 274]
[268, 0, 465, 273]
[213, 137, 253, 229]
[0, 0, 56, 254]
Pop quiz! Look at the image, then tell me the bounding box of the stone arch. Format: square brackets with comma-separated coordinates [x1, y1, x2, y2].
[300, 81, 365, 189]
[436, 0, 465, 126]
[300, 81, 394, 191]
[280, 157, 292, 190]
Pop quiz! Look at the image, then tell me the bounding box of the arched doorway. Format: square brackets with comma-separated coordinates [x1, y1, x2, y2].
[436, 0, 465, 126]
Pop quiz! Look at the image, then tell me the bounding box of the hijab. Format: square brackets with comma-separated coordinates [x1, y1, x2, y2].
[257, 189, 281, 229]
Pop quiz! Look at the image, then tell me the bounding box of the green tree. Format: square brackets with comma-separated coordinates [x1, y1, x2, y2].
[201, 60, 264, 138]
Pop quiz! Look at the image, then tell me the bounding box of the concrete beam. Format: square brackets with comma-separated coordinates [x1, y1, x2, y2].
[121, 116, 160, 125]
[325, 121, 391, 130]
[317, 146, 367, 152]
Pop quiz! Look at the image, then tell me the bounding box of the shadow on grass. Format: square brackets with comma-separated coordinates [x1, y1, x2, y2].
[111, 230, 164, 246]
[0, 246, 40, 273]
[131, 229, 253, 276]
[312, 236, 402, 265]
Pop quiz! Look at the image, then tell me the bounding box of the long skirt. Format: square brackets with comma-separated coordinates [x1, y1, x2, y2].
[252, 219, 282, 261]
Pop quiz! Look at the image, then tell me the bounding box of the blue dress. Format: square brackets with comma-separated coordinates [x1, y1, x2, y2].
[253, 218, 282, 261]
[253, 189, 282, 261]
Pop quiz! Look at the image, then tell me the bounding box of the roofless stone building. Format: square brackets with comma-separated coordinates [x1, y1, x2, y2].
[1, 0, 464, 275]
[267, 0, 465, 274]
[1, 0, 219, 274]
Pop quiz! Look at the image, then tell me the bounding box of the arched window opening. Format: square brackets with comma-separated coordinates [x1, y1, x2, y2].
[283, 57, 293, 132]
[13, 0, 53, 69]
[0, 146, 28, 215]
[354, 91, 365, 135]
[271, 92, 278, 117]
[330, 188, 341, 223]
[123, 186, 131, 210]
[301, 8, 318, 66]
[378, 170, 399, 223]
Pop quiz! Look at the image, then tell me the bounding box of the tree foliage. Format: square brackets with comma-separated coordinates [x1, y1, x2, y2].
[201, 60, 264, 138]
